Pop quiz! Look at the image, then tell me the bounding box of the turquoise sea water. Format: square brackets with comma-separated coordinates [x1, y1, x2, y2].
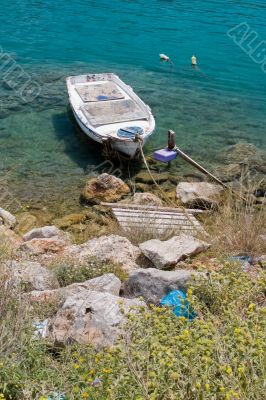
[0, 0, 265, 213]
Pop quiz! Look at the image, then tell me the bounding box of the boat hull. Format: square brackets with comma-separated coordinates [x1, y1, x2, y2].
[66, 73, 155, 159]
[71, 105, 152, 159]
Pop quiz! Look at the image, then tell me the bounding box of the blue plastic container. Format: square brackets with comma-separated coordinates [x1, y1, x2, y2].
[153, 148, 177, 163]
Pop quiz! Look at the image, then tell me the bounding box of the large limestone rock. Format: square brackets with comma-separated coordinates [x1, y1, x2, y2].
[123, 268, 200, 304]
[23, 225, 69, 242]
[21, 225, 71, 255]
[82, 173, 130, 204]
[48, 290, 145, 346]
[0, 207, 16, 229]
[30, 273, 121, 303]
[176, 182, 223, 209]
[7, 260, 59, 291]
[139, 234, 210, 269]
[20, 237, 68, 255]
[0, 226, 23, 249]
[65, 234, 141, 272]
[130, 192, 163, 206]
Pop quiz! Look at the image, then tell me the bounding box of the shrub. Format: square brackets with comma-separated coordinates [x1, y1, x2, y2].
[50, 257, 128, 287]
[0, 262, 265, 399]
[62, 263, 266, 400]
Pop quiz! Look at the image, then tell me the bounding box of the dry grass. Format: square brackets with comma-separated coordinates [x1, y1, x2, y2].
[116, 210, 201, 245]
[204, 190, 266, 257]
[121, 224, 179, 246]
[0, 263, 30, 359]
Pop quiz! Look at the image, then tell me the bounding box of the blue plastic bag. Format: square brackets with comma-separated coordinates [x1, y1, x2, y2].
[160, 290, 196, 320]
[47, 393, 66, 400]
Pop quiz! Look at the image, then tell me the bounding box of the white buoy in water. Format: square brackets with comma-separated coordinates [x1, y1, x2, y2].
[159, 53, 170, 62]
[191, 55, 197, 66]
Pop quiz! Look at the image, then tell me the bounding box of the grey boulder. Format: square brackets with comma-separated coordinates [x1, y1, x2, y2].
[7, 260, 59, 291]
[130, 192, 163, 206]
[23, 225, 70, 242]
[139, 234, 210, 269]
[176, 182, 223, 209]
[123, 268, 201, 304]
[21, 225, 71, 255]
[0, 207, 17, 229]
[65, 234, 141, 273]
[30, 273, 122, 303]
[20, 237, 68, 255]
[48, 290, 145, 346]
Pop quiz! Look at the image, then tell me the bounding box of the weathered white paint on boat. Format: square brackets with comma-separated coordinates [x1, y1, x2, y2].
[66, 73, 155, 158]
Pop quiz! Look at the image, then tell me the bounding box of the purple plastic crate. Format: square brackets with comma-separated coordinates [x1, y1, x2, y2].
[153, 148, 177, 163]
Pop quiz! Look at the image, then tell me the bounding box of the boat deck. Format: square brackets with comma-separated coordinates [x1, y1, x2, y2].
[75, 81, 125, 103]
[82, 99, 147, 126]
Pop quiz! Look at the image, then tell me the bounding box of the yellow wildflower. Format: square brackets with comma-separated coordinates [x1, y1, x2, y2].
[103, 368, 111, 374]
[226, 366, 232, 374]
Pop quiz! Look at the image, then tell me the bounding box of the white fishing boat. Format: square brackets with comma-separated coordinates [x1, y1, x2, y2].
[66, 73, 155, 159]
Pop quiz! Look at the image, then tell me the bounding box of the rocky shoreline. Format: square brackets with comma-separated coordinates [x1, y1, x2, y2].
[3, 142, 264, 244]
[0, 143, 265, 349]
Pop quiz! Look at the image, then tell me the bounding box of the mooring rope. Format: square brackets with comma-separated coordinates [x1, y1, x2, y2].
[138, 140, 202, 233]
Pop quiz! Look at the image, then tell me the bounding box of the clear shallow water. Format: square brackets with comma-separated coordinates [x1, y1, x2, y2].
[0, 0, 265, 213]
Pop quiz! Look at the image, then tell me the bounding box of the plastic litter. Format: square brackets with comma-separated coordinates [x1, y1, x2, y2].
[160, 290, 196, 320]
[32, 319, 49, 339]
[92, 377, 102, 387]
[47, 392, 66, 400]
[153, 148, 177, 163]
[230, 255, 253, 271]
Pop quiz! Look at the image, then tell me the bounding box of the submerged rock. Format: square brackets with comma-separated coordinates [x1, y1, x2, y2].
[135, 171, 169, 184]
[82, 173, 130, 204]
[220, 143, 262, 164]
[16, 212, 38, 234]
[0, 207, 17, 229]
[176, 182, 223, 209]
[64, 234, 141, 273]
[30, 273, 122, 303]
[216, 163, 242, 182]
[53, 213, 88, 229]
[139, 234, 210, 269]
[7, 260, 59, 291]
[123, 268, 200, 304]
[48, 290, 145, 346]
